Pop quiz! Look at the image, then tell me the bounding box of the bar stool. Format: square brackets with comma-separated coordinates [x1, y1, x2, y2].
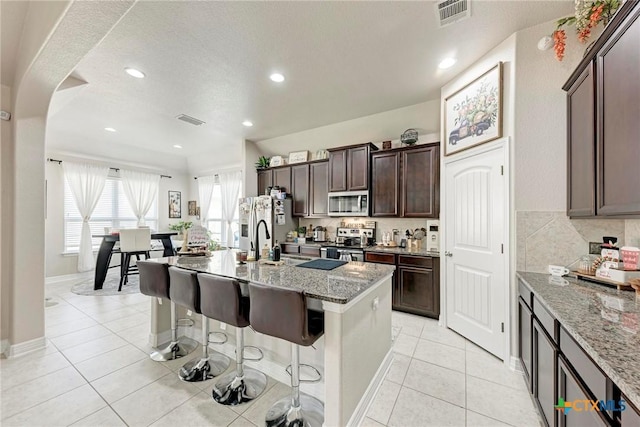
[137, 261, 197, 362]
[248, 282, 325, 427]
[118, 228, 151, 292]
[197, 273, 268, 406]
[168, 267, 231, 382]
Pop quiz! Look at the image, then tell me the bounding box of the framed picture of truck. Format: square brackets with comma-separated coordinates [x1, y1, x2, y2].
[444, 62, 502, 156]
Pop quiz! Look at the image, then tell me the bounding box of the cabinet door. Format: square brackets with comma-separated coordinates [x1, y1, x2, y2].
[371, 152, 400, 216]
[291, 164, 309, 217]
[328, 149, 347, 192]
[519, 297, 533, 393]
[273, 167, 291, 193]
[557, 357, 607, 427]
[567, 64, 595, 217]
[257, 170, 273, 196]
[397, 266, 439, 319]
[309, 162, 329, 217]
[402, 146, 439, 218]
[347, 146, 369, 190]
[597, 9, 640, 215]
[621, 394, 640, 427]
[534, 319, 557, 427]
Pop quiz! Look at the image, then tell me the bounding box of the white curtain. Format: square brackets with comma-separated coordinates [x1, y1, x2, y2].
[218, 171, 242, 247]
[120, 169, 160, 226]
[197, 175, 216, 226]
[62, 162, 109, 272]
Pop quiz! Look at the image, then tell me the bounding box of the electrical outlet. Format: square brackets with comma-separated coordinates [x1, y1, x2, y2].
[589, 242, 602, 255]
[220, 322, 226, 330]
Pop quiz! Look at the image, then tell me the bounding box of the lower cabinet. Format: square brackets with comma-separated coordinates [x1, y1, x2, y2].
[557, 356, 607, 427]
[519, 297, 533, 392]
[364, 252, 439, 318]
[282, 244, 299, 255]
[534, 319, 557, 427]
[300, 245, 320, 257]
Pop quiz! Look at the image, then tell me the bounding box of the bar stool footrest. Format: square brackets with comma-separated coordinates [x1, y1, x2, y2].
[208, 331, 228, 345]
[241, 345, 264, 362]
[285, 363, 322, 383]
[177, 318, 195, 327]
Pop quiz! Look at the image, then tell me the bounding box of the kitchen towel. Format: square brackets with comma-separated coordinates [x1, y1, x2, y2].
[326, 247, 339, 259]
[296, 259, 347, 271]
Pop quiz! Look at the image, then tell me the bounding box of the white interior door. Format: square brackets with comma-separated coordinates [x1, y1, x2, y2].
[444, 146, 506, 359]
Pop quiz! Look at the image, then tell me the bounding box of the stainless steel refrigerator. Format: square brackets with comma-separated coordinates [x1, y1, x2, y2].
[238, 195, 298, 255]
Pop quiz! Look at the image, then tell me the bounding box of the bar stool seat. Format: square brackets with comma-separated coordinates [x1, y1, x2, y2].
[137, 260, 197, 362]
[198, 273, 267, 406]
[248, 282, 325, 427]
[169, 267, 230, 382]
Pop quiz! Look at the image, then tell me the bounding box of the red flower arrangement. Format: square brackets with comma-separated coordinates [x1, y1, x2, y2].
[551, 0, 620, 61]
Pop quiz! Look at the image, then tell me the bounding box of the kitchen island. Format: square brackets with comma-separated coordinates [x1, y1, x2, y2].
[148, 250, 395, 426]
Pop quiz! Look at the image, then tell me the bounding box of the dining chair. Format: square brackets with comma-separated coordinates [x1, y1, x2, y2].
[118, 228, 151, 291]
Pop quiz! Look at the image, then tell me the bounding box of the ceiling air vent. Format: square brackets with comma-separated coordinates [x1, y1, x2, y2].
[176, 114, 206, 126]
[436, 0, 470, 27]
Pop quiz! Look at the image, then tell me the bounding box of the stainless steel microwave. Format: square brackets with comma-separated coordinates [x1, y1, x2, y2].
[327, 191, 369, 217]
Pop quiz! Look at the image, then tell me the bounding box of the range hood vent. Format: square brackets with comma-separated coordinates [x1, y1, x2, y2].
[436, 0, 470, 27]
[176, 114, 206, 126]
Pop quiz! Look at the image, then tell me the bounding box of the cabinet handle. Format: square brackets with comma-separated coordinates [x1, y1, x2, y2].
[444, 251, 453, 257]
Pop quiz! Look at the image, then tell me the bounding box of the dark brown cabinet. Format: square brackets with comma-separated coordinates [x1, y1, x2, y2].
[621, 395, 640, 426]
[309, 162, 329, 217]
[534, 319, 557, 427]
[371, 144, 440, 218]
[564, 1, 640, 217]
[291, 164, 309, 217]
[273, 167, 291, 193]
[557, 357, 607, 427]
[371, 152, 400, 216]
[257, 169, 273, 196]
[365, 252, 439, 318]
[519, 296, 533, 392]
[328, 143, 377, 192]
[300, 245, 321, 257]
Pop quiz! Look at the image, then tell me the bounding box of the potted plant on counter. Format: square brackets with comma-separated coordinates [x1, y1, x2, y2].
[168, 220, 193, 241]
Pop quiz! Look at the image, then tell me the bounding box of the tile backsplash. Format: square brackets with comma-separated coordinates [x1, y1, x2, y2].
[299, 217, 431, 242]
[516, 211, 634, 273]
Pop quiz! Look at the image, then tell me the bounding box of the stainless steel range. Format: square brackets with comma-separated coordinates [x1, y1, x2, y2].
[320, 227, 375, 261]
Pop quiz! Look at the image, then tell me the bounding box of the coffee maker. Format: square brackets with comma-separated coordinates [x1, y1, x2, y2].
[426, 220, 440, 252]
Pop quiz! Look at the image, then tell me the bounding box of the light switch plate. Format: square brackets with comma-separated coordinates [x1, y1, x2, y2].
[589, 242, 601, 255]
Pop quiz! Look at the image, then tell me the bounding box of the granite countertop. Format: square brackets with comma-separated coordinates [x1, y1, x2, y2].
[151, 250, 395, 305]
[517, 271, 640, 408]
[364, 245, 440, 257]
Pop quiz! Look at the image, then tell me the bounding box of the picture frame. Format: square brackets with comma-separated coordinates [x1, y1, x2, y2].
[444, 62, 503, 156]
[270, 156, 285, 167]
[169, 191, 181, 218]
[188, 200, 197, 216]
[288, 150, 308, 164]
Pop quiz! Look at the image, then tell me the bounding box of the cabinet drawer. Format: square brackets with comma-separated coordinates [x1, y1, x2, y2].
[365, 252, 396, 265]
[398, 255, 433, 268]
[300, 245, 321, 257]
[282, 244, 299, 254]
[560, 327, 608, 403]
[519, 279, 532, 308]
[533, 296, 557, 343]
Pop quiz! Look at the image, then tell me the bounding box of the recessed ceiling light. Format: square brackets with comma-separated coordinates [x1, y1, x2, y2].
[269, 73, 285, 83]
[104, 127, 116, 132]
[173, 144, 183, 149]
[242, 120, 253, 127]
[438, 58, 457, 69]
[124, 67, 145, 78]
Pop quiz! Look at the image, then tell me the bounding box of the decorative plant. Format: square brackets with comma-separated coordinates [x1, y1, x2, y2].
[255, 156, 271, 169]
[551, 0, 620, 61]
[168, 221, 192, 235]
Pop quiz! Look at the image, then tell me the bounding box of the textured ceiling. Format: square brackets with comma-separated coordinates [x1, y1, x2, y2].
[1, 0, 29, 87]
[46, 1, 573, 159]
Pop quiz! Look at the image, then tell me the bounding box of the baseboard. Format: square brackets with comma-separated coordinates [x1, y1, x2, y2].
[510, 356, 522, 372]
[1, 339, 9, 357]
[7, 336, 47, 358]
[45, 271, 92, 285]
[347, 349, 394, 427]
[149, 330, 172, 348]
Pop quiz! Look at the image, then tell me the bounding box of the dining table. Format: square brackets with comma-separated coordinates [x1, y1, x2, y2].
[92, 231, 177, 290]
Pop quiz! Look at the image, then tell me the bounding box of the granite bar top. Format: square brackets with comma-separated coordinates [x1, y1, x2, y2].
[517, 271, 640, 408]
[364, 246, 440, 257]
[150, 250, 395, 305]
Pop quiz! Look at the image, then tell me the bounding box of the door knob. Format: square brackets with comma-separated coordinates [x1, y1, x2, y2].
[444, 251, 453, 257]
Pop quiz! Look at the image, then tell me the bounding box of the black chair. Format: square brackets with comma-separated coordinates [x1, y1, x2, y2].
[248, 282, 325, 427]
[138, 261, 197, 361]
[168, 267, 230, 382]
[198, 273, 267, 406]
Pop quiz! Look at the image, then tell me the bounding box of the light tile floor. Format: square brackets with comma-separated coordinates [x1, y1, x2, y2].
[0, 281, 542, 427]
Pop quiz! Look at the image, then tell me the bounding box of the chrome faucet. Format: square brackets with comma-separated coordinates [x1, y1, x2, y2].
[255, 219, 271, 261]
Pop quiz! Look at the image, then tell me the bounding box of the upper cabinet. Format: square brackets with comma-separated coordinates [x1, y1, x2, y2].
[371, 144, 440, 218]
[564, 1, 640, 217]
[291, 164, 310, 217]
[328, 143, 378, 192]
[309, 161, 329, 217]
[257, 169, 273, 196]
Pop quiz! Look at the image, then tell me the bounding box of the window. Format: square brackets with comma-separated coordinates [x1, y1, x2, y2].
[64, 177, 158, 253]
[206, 183, 240, 248]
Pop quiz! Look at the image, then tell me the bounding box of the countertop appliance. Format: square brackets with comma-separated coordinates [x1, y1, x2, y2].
[320, 227, 375, 262]
[239, 196, 298, 254]
[328, 191, 369, 217]
[313, 227, 326, 242]
[426, 220, 440, 252]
